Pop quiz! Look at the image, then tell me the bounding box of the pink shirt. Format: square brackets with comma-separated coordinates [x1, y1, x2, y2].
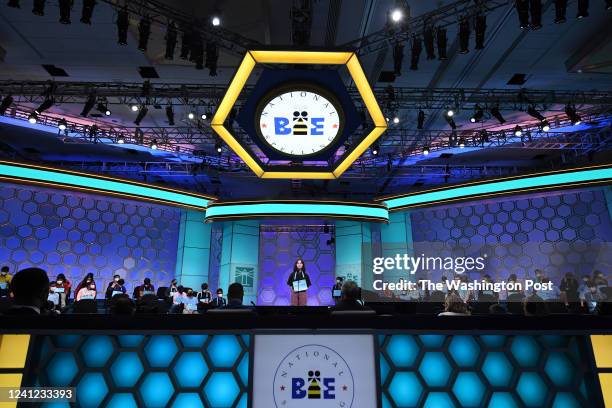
[76, 288, 97, 301]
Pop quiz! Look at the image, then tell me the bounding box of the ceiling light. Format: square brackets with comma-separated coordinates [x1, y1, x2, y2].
[458, 17, 470, 54]
[371, 144, 380, 156]
[514, 125, 523, 137]
[577, 0, 589, 18]
[32, 0, 45, 16]
[390, 9, 402, 22]
[565, 104, 581, 125]
[28, 112, 38, 124]
[97, 103, 111, 116]
[211, 16, 221, 26]
[116, 6, 129, 45]
[392, 116, 400, 124]
[138, 17, 151, 51]
[554, 0, 568, 23]
[417, 110, 425, 129]
[215, 142, 222, 153]
[117, 135, 125, 144]
[541, 120, 550, 132]
[134, 106, 148, 125]
[459, 138, 466, 148]
[35, 97, 54, 114]
[437, 27, 447, 60]
[470, 106, 484, 123]
[81, 94, 96, 117]
[130, 104, 139, 112]
[490, 106, 506, 124]
[444, 114, 457, 130]
[423, 146, 430, 155]
[150, 139, 158, 150]
[166, 106, 175, 126]
[201, 113, 208, 120]
[80, 0, 95, 24]
[475, 14, 487, 49]
[188, 112, 195, 120]
[446, 109, 454, 117]
[410, 36, 421, 70]
[58, 0, 71, 24]
[58, 118, 67, 131]
[165, 22, 177, 60]
[527, 106, 545, 121]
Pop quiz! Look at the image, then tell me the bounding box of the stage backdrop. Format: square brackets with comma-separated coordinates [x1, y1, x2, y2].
[0, 181, 181, 295]
[257, 225, 335, 306]
[409, 187, 612, 282]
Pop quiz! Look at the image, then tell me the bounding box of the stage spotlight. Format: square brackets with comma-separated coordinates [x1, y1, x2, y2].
[527, 106, 545, 121]
[165, 106, 175, 125]
[187, 111, 195, 120]
[392, 116, 400, 124]
[446, 108, 455, 117]
[134, 105, 148, 125]
[205, 41, 219, 76]
[215, 142, 222, 153]
[35, 97, 54, 114]
[80, 0, 95, 24]
[138, 17, 151, 51]
[577, 0, 589, 18]
[7, 0, 19, 8]
[554, 0, 568, 22]
[423, 146, 430, 155]
[410, 36, 422, 70]
[475, 15, 487, 49]
[470, 106, 484, 123]
[436, 27, 447, 60]
[371, 143, 380, 156]
[150, 139, 158, 150]
[59, 0, 71, 24]
[117, 135, 125, 144]
[0, 95, 14, 115]
[490, 106, 506, 124]
[58, 118, 67, 131]
[541, 120, 550, 132]
[393, 41, 404, 75]
[81, 94, 96, 117]
[32, 0, 45, 16]
[390, 8, 403, 22]
[164, 22, 177, 60]
[117, 6, 129, 45]
[417, 110, 425, 129]
[459, 138, 466, 148]
[530, 0, 543, 29]
[97, 103, 111, 116]
[28, 112, 38, 124]
[565, 104, 581, 125]
[201, 113, 208, 120]
[458, 17, 470, 53]
[423, 26, 435, 59]
[444, 114, 457, 129]
[130, 104, 139, 112]
[516, 0, 530, 28]
[514, 125, 523, 137]
[211, 15, 221, 26]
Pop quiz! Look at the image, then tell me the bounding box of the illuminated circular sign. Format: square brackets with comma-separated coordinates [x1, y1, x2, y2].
[256, 85, 344, 157]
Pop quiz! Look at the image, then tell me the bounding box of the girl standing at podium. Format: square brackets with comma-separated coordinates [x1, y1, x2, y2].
[287, 258, 311, 306]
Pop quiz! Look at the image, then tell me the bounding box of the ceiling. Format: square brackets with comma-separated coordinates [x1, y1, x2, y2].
[0, 0, 611, 199]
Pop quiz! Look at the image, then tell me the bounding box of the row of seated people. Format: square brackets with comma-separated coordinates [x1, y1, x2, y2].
[1, 267, 368, 315]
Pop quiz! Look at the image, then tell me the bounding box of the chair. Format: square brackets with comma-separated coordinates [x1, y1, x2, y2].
[156, 286, 169, 300]
[73, 299, 98, 314]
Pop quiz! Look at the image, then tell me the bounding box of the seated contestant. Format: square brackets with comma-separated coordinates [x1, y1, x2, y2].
[105, 274, 121, 300]
[593, 270, 608, 288]
[47, 281, 60, 312]
[110, 279, 127, 298]
[287, 258, 311, 306]
[211, 288, 226, 308]
[332, 277, 343, 304]
[332, 280, 369, 311]
[0, 266, 12, 297]
[135, 278, 155, 299]
[536, 277, 560, 300]
[197, 283, 212, 304]
[438, 293, 470, 316]
[456, 275, 470, 303]
[166, 279, 179, 299]
[182, 289, 198, 314]
[55, 274, 71, 310]
[169, 285, 186, 313]
[75, 273, 95, 298]
[582, 282, 605, 313]
[224, 282, 250, 309]
[477, 274, 499, 301]
[5, 268, 50, 315]
[76, 280, 97, 301]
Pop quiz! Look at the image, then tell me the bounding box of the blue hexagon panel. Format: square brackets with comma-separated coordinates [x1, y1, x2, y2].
[0, 181, 180, 295]
[410, 188, 612, 281]
[380, 334, 601, 407]
[257, 225, 335, 306]
[27, 334, 249, 408]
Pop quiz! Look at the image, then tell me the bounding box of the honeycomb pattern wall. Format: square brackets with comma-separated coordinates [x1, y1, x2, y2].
[410, 188, 612, 282]
[27, 334, 249, 408]
[380, 334, 601, 408]
[0, 182, 181, 295]
[258, 227, 335, 306]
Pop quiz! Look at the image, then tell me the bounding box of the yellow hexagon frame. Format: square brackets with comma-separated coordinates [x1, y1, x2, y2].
[211, 50, 387, 179]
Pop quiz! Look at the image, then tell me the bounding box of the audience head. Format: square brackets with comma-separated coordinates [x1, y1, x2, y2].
[509, 274, 517, 282]
[1, 266, 8, 275]
[11, 267, 49, 308]
[523, 294, 548, 317]
[582, 275, 591, 284]
[227, 282, 244, 304]
[144, 277, 151, 285]
[489, 304, 507, 314]
[444, 293, 469, 315]
[177, 285, 185, 294]
[216, 288, 223, 297]
[483, 274, 491, 282]
[111, 294, 135, 316]
[186, 288, 194, 297]
[535, 269, 543, 278]
[335, 276, 343, 285]
[341, 280, 361, 302]
[201, 283, 209, 290]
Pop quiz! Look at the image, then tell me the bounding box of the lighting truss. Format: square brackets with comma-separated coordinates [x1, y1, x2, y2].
[97, 0, 260, 56]
[1, 81, 611, 111]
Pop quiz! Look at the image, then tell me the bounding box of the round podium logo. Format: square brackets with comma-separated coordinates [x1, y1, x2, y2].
[273, 344, 354, 407]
